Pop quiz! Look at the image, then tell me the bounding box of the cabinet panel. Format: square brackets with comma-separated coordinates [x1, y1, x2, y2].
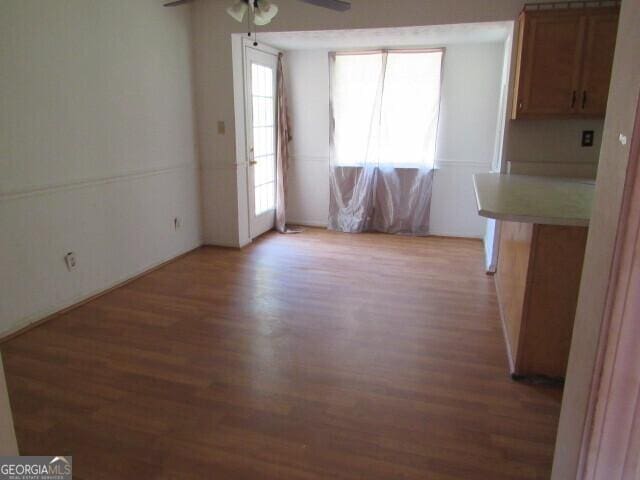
[519, 225, 588, 378]
[514, 11, 586, 117]
[495, 222, 588, 379]
[495, 221, 533, 372]
[580, 11, 619, 116]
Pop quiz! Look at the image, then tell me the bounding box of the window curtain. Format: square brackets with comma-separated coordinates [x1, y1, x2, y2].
[328, 49, 443, 235]
[275, 53, 292, 233]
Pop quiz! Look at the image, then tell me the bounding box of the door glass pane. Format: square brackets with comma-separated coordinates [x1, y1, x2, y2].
[251, 62, 276, 215]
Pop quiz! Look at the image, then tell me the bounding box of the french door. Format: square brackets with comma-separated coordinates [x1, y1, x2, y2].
[244, 46, 278, 239]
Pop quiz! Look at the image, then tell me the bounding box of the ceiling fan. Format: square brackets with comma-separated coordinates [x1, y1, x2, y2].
[163, 0, 352, 24]
[164, 0, 350, 45]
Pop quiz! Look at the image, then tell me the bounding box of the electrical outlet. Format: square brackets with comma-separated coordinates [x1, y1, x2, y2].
[174, 217, 181, 230]
[582, 130, 594, 147]
[64, 252, 77, 271]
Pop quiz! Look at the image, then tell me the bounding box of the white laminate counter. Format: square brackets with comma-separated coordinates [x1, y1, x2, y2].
[473, 173, 594, 226]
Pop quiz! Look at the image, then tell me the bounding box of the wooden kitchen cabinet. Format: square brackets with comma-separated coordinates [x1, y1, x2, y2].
[495, 221, 588, 379]
[512, 4, 619, 119]
[580, 10, 620, 115]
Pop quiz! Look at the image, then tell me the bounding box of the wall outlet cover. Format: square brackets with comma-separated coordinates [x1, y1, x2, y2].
[582, 130, 595, 147]
[64, 252, 77, 271]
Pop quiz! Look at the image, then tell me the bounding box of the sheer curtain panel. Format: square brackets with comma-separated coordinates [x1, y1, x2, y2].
[275, 53, 292, 233]
[328, 49, 443, 234]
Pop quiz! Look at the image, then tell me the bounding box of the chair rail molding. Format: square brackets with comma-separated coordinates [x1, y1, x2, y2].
[0, 162, 198, 202]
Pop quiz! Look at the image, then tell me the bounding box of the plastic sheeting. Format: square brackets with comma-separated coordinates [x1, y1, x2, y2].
[329, 165, 435, 234]
[328, 49, 443, 235]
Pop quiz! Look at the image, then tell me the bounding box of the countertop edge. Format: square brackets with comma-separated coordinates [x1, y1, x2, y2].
[473, 173, 591, 227]
[477, 208, 590, 227]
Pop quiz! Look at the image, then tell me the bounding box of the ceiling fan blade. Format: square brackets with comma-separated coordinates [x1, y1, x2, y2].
[163, 0, 194, 6]
[297, 0, 351, 12]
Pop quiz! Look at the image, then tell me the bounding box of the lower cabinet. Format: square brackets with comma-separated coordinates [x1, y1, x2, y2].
[495, 221, 588, 379]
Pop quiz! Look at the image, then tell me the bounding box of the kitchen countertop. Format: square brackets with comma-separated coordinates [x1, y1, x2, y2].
[473, 173, 594, 226]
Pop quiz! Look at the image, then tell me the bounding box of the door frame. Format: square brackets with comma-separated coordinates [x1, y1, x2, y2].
[231, 34, 280, 247]
[577, 93, 640, 479]
[484, 21, 515, 273]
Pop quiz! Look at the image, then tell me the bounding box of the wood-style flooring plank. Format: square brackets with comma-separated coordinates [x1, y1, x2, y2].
[1, 229, 561, 479]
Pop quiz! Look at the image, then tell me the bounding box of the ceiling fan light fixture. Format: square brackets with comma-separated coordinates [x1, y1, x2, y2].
[226, 0, 249, 22]
[253, 0, 278, 25]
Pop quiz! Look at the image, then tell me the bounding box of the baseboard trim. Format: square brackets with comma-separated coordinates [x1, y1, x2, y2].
[238, 237, 252, 248]
[494, 276, 516, 376]
[429, 233, 484, 240]
[201, 240, 246, 249]
[283, 224, 482, 239]
[0, 245, 201, 344]
[287, 220, 328, 228]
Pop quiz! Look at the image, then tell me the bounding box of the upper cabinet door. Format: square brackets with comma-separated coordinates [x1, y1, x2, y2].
[511, 5, 620, 120]
[579, 10, 619, 116]
[513, 10, 586, 118]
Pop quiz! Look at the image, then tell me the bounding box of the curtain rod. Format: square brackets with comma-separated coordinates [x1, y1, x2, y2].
[332, 47, 444, 56]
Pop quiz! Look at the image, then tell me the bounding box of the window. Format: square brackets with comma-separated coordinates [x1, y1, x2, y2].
[330, 49, 443, 168]
[251, 62, 276, 215]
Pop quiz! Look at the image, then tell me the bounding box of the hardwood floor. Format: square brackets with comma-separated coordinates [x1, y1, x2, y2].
[1, 229, 562, 479]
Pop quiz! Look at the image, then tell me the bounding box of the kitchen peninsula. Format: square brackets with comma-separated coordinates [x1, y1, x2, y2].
[474, 173, 594, 379]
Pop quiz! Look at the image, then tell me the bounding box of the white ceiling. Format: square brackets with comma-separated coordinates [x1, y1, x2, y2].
[257, 22, 513, 51]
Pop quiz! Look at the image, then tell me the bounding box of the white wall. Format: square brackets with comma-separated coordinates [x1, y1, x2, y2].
[432, 42, 505, 237]
[284, 50, 331, 227]
[284, 42, 505, 237]
[0, 0, 201, 337]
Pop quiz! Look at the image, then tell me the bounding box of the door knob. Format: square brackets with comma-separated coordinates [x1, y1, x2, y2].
[249, 160, 258, 166]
